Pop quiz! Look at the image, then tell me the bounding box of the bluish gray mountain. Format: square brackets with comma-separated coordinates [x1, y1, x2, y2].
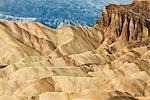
[0, 0, 132, 28]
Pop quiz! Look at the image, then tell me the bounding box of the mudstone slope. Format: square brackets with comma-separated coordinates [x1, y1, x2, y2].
[0, 0, 150, 100]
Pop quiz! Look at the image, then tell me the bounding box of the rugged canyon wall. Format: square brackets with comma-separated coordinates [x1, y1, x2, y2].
[0, 0, 150, 100]
[95, 0, 150, 52]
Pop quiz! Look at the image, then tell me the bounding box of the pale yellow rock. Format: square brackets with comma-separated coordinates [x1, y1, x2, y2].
[0, 1, 149, 100]
[70, 89, 103, 100]
[39, 92, 69, 100]
[13, 78, 55, 97]
[52, 76, 101, 92]
[0, 96, 28, 100]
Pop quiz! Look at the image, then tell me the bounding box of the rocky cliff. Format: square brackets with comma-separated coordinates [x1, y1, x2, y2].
[0, 1, 150, 100]
[95, 0, 150, 54]
[95, 0, 150, 41]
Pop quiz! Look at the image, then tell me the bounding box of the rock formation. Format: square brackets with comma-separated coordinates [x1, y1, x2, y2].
[0, 0, 150, 100]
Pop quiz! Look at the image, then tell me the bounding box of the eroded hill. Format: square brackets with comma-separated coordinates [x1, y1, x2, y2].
[0, 0, 150, 100]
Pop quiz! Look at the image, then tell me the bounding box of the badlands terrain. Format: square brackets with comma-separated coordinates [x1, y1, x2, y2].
[0, 0, 150, 100]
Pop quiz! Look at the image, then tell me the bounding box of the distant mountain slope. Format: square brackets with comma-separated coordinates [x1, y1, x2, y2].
[0, 0, 132, 28]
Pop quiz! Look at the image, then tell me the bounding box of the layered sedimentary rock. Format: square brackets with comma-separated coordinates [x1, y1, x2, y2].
[95, 0, 150, 52]
[0, 0, 150, 100]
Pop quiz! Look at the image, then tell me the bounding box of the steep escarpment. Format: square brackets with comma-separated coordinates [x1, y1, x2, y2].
[95, 0, 150, 42]
[0, 1, 150, 100]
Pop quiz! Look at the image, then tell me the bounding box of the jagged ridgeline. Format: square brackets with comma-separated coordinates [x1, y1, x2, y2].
[95, 0, 150, 52]
[0, 0, 150, 100]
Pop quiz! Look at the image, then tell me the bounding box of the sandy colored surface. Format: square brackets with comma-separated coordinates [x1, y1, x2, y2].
[0, 0, 150, 100]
